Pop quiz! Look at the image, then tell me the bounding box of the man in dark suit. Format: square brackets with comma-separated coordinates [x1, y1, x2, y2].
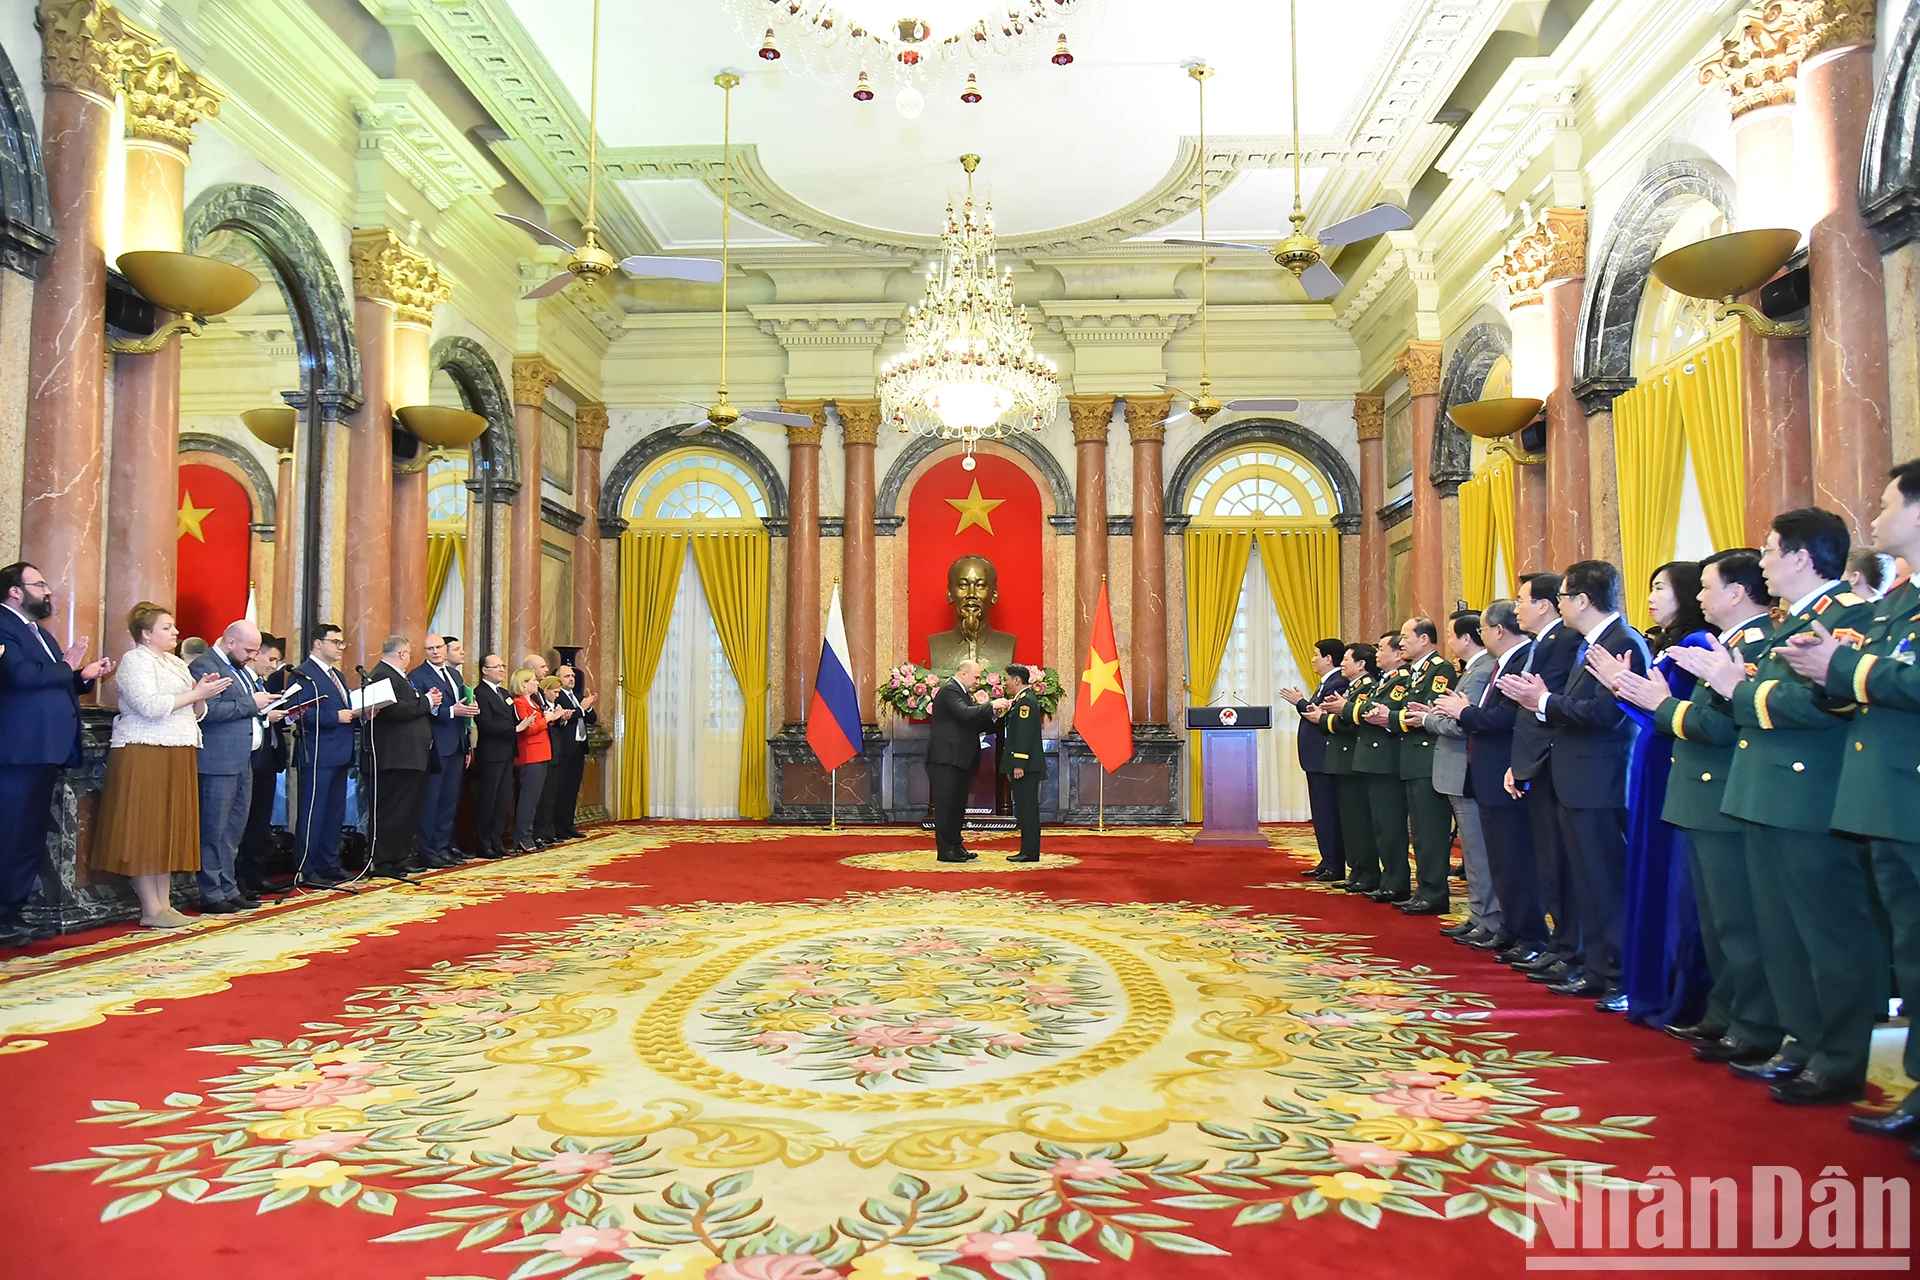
[472, 653, 519, 858]
[1281, 638, 1349, 880]
[237, 634, 292, 895]
[547, 664, 597, 841]
[364, 635, 439, 880]
[191, 620, 283, 912]
[1497, 571, 1584, 985]
[0, 562, 112, 947]
[1503, 560, 1650, 1008]
[1434, 598, 1551, 964]
[292, 623, 358, 886]
[997, 664, 1047, 863]
[927, 660, 1008, 863]
[410, 633, 479, 867]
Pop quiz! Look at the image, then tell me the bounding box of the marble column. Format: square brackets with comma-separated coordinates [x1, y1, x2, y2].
[1353, 394, 1387, 638]
[780, 399, 826, 730]
[21, 1, 124, 653]
[1798, 26, 1892, 538]
[835, 397, 880, 723]
[509, 355, 559, 665]
[1504, 283, 1551, 574]
[571, 402, 607, 699]
[271, 446, 296, 641]
[1067, 395, 1113, 687]
[1396, 343, 1444, 623]
[389, 319, 434, 644]
[1512, 210, 1593, 570]
[1125, 394, 1170, 725]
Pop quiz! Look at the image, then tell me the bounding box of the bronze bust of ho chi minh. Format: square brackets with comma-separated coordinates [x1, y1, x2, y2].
[926, 554, 1017, 672]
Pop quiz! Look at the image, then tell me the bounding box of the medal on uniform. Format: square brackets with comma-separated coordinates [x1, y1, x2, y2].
[1894, 636, 1916, 667]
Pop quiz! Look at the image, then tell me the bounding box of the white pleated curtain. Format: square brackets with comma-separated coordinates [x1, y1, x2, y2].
[428, 555, 465, 639]
[1207, 553, 1310, 822]
[646, 544, 746, 818]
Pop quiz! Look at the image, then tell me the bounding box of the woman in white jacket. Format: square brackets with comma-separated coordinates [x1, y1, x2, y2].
[93, 603, 231, 928]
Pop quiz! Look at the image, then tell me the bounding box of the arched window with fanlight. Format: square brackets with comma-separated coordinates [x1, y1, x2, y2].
[1181, 439, 1342, 823]
[426, 455, 469, 639]
[618, 446, 773, 821]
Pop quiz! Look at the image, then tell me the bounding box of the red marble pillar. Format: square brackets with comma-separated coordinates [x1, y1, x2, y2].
[1125, 395, 1170, 724]
[1397, 344, 1444, 623]
[1353, 394, 1387, 639]
[509, 356, 559, 666]
[780, 400, 826, 729]
[571, 403, 607, 699]
[344, 295, 394, 675]
[389, 320, 433, 644]
[21, 6, 120, 654]
[1068, 395, 1113, 694]
[836, 398, 881, 723]
[1799, 38, 1893, 538]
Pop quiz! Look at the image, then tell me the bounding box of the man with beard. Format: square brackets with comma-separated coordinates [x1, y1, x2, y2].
[0, 562, 114, 947]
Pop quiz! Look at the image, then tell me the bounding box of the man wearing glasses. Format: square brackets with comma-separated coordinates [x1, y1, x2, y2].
[0, 562, 113, 947]
[291, 624, 358, 887]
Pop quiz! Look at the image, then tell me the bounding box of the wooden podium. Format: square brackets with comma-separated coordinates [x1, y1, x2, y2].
[1186, 705, 1271, 847]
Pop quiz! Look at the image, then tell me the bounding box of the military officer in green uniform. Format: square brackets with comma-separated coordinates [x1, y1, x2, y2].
[1781, 462, 1920, 1149]
[997, 664, 1047, 863]
[1611, 547, 1784, 1063]
[1385, 617, 1456, 915]
[1671, 507, 1885, 1107]
[1349, 632, 1411, 903]
[1319, 643, 1381, 894]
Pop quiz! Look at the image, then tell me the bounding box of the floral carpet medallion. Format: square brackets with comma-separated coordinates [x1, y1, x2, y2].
[39, 885, 1661, 1279]
[838, 853, 1082, 873]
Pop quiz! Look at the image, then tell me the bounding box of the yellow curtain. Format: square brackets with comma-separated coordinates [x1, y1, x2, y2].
[618, 530, 687, 819]
[1675, 323, 1746, 550]
[1182, 528, 1252, 821]
[691, 530, 773, 820]
[1613, 372, 1687, 630]
[1458, 472, 1494, 610]
[1486, 455, 1516, 600]
[1255, 529, 1341, 681]
[425, 533, 463, 621]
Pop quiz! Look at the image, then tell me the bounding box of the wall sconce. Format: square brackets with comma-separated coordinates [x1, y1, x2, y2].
[392, 405, 488, 473]
[107, 250, 260, 354]
[1650, 228, 1809, 339]
[1448, 396, 1547, 465]
[240, 406, 296, 462]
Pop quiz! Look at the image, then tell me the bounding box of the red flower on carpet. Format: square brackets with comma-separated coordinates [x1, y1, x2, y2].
[1345, 994, 1425, 1011]
[848, 1054, 906, 1075]
[317, 1061, 383, 1079]
[1304, 962, 1369, 977]
[412, 989, 471, 1005]
[849, 1025, 942, 1049]
[709, 1254, 842, 1280]
[1050, 1156, 1121, 1180]
[987, 1031, 1034, 1047]
[253, 1077, 373, 1111]
[1383, 1070, 1453, 1087]
[751, 1031, 808, 1048]
[547, 1224, 630, 1257]
[1023, 987, 1073, 1006]
[538, 1151, 612, 1175]
[492, 956, 555, 972]
[1376, 1086, 1494, 1120]
[958, 1231, 1047, 1262]
[287, 1130, 367, 1156]
[1327, 1142, 1404, 1167]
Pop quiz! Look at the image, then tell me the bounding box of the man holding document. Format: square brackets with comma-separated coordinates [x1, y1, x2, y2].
[361, 635, 440, 882]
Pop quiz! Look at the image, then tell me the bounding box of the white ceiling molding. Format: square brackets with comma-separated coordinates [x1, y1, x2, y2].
[749, 304, 905, 347]
[1435, 63, 1582, 195]
[353, 80, 505, 216]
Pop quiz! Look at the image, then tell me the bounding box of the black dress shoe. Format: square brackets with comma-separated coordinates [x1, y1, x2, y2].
[1371, 891, 1411, 905]
[1344, 883, 1379, 895]
[1007, 853, 1040, 863]
[1516, 952, 1565, 973]
[1770, 1072, 1865, 1106]
[1548, 976, 1608, 997]
[1693, 1037, 1776, 1065]
[1526, 963, 1574, 985]
[1730, 1053, 1804, 1083]
[1439, 921, 1476, 938]
[296, 874, 343, 889]
[1470, 933, 1514, 953]
[199, 899, 240, 915]
[1397, 901, 1446, 916]
[936, 854, 972, 863]
[1848, 1111, 1920, 1139]
[563, 829, 587, 840]
[1593, 993, 1629, 1013]
[232, 895, 262, 911]
[1662, 1021, 1726, 1044]
[1496, 945, 1543, 965]
[512, 844, 539, 856]
[374, 870, 418, 883]
[1327, 880, 1351, 889]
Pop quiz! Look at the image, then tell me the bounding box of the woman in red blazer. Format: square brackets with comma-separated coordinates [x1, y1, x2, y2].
[509, 669, 554, 852]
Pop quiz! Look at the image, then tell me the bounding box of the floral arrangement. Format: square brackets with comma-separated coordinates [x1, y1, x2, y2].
[878, 664, 1065, 720]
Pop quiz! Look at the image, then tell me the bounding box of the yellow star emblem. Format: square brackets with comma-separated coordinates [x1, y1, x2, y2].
[177, 490, 214, 542]
[1081, 649, 1123, 703]
[945, 481, 1005, 535]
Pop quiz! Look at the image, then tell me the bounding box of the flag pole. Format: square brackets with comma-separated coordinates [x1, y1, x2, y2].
[829, 768, 837, 831]
[1099, 770, 1105, 831]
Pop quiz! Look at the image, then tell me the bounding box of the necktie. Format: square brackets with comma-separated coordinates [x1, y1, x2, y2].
[1575, 640, 1590, 668]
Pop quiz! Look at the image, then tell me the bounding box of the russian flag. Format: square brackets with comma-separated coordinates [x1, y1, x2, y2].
[806, 584, 863, 772]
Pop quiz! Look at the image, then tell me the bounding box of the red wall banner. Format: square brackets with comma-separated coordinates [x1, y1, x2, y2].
[175, 462, 252, 644]
[905, 452, 1044, 668]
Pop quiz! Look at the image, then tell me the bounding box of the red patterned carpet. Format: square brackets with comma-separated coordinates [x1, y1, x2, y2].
[0, 823, 1912, 1279]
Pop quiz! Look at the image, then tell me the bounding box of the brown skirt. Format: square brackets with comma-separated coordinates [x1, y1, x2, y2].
[92, 744, 201, 877]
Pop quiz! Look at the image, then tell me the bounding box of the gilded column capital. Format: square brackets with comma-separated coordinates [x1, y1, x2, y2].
[1353, 393, 1385, 442]
[349, 228, 452, 326]
[574, 403, 608, 451]
[120, 41, 225, 149]
[1794, 0, 1876, 58]
[834, 397, 882, 446]
[1068, 394, 1114, 444]
[1124, 395, 1172, 443]
[1493, 207, 1587, 307]
[1698, 3, 1809, 115]
[1395, 342, 1444, 398]
[511, 356, 561, 408]
[36, 0, 127, 100]
[779, 399, 828, 445]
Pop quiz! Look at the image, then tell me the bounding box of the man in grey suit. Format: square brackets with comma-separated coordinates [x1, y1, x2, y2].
[191, 621, 285, 913]
[1414, 612, 1501, 947]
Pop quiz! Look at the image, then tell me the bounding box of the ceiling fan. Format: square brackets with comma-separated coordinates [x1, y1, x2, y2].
[680, 72, 812, 437]
[496, 0, 724, 299]
[1157, 61, 1298, 429]
[1164, 0, 1411, 302]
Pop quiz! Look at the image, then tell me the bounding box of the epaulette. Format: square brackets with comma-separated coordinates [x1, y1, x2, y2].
[1836, 592, 1864, 606]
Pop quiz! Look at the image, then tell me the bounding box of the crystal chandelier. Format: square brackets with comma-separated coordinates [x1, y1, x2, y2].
[729, 0, 1090, 113]
[880, 155, 1060, 468]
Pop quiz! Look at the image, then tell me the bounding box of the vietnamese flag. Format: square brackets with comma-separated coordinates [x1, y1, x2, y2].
[1074, 578, 1134, 772]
